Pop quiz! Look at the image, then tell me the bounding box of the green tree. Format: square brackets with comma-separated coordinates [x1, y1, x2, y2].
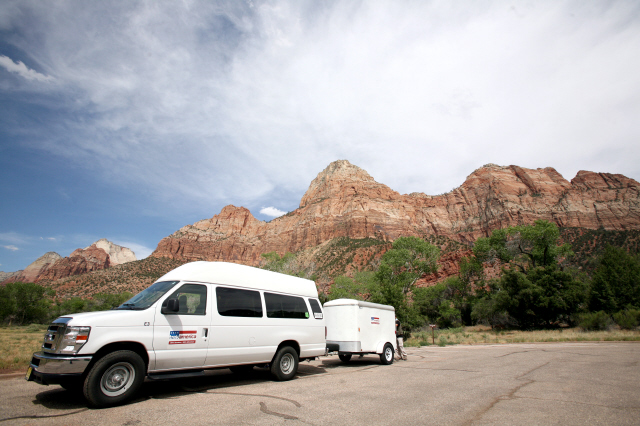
[261, 251, 298, 273]
[0, 285, 16, 323]
[414, 280, 459, 328]
[56, 297, 88, 316]
[2, 282, 52, 325]
[89, 292, 134, 311]
[589, 245, 640, 313]
[471, 221, 586, 329]
[474, 220, 573, 272]
[371, 236, 440, 330]
[326, 271, 375, 301]
[490, 267, 586, 329]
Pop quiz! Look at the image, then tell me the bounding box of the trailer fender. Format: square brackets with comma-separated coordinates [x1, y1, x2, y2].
[375, 341, 387, 354]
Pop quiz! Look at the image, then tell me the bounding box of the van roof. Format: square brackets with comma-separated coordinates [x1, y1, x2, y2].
[157, 261, 319, 298]
[323, 298, 395, 311]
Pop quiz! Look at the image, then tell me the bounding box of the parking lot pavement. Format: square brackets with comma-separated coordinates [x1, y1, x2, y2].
[1, 342, 639, 425]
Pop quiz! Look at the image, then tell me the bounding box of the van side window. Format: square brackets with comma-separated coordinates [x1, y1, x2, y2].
[216, 287, 263, 317]
[308, 298, 323, 319]
[164, 284, 207, 315]
[264, 293, 309, 319]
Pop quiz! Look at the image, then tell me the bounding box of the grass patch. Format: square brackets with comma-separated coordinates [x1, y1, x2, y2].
[0, 325, 47, 373]
[405, 325, 640, 347]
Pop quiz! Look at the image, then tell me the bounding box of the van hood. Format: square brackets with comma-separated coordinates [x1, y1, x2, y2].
[54, 309, 154, 327]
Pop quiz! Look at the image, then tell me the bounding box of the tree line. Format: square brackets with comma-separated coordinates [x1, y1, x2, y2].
[4, 220, 638, 331]
[0, 284, 132, 326]
[320, 220, 640, 332]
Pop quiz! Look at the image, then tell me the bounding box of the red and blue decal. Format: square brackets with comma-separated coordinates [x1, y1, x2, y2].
[169, 330, 197, 345]
[371, 317, 380, 324]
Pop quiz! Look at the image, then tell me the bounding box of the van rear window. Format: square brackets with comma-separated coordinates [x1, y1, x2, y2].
[265, 293, 309, 319]
[216, 287, 263, 317]
[308, 298, 323, 319]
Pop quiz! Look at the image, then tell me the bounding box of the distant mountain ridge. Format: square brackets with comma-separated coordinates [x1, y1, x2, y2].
[17, 160, 640, 298]
[2, 239, 136, 284]
[151, 160, 640, 267]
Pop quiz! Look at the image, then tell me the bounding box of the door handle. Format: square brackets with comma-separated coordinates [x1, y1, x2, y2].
[203, 328, 208, 338]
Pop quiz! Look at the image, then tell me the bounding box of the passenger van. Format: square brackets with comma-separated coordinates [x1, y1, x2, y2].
[26, 261, 326, 407]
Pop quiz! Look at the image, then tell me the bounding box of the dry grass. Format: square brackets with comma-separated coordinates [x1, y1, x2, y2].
[406, 325, 640, 347]
[0, 325, 47, 373]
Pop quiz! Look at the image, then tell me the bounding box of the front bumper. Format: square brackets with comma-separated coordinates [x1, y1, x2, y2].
[26, 352, 92, 385]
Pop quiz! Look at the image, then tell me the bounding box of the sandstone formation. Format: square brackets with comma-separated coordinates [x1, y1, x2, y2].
[38, 245, 111, 281]
[92, 238, 137, 265]
[152, 160, 640, 270]
[0, 271, 19, 282]
[2, 240, 137, 284]
[2, 252, 62, 284]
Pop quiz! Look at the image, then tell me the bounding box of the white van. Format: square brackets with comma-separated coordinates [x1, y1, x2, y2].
[324, 299, 396, 364]
[26, 261, 326, 407]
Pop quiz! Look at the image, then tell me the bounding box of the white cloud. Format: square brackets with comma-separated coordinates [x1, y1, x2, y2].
[1, 0, 639, 210]
[0, 55, 54, 82]
[3, 245, 19, 251]
[260, 206, 287, 218]
[0, 232, 29, 245]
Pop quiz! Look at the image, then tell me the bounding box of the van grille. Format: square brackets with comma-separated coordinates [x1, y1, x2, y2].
[42, 322, 69, 354]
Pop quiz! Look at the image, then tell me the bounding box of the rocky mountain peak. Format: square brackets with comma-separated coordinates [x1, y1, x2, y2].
[90, 238, 137, 265]
[2, 240, 137, 285]
[1, 251, 62, 284]
[300, 160, 390, 207]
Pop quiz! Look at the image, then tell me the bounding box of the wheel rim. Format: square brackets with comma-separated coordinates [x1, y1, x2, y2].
[280, 353, 295, 375]
[100, 362, 135, 397]
[385, 347, 393, 361]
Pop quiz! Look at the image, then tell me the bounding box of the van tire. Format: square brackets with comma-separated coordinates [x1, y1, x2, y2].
[271, 346, 298, 381]
[83, 350, 145, 408]
[380, 343, 394, 365]
[338, 353, 352, 362]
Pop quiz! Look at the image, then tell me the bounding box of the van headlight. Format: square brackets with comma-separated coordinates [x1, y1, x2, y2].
[59, 326, 91, 354]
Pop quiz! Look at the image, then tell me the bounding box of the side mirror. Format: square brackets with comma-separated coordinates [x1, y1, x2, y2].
[162, 298, 180, 314]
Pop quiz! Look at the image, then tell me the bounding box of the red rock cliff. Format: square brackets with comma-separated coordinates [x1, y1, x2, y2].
[152, 160, 640, 265]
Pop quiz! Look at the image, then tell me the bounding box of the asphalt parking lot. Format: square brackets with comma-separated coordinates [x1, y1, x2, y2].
[1, 342, 638, 425]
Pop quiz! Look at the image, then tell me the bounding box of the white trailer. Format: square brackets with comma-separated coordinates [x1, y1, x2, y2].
[324, 299, 396, 364]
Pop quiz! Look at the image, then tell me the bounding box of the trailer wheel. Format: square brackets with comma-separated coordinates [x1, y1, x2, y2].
[380, 343, 394, 365]
[338, 353, 352, 362]
[83, 350, 145, 408]
[271, 346, 298, 381]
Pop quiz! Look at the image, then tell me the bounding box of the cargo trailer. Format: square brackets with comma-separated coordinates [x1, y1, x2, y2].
[324, 299, 396, 364]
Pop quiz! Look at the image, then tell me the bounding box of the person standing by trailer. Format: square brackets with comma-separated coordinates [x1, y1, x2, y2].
[395, 318, 408, 360]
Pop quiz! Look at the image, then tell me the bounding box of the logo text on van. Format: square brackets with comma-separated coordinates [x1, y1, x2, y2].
[169, 330, 197, 344]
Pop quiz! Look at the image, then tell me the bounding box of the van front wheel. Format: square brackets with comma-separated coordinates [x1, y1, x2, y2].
[271, 346, 298, 381]
[83, 350, 145, 408]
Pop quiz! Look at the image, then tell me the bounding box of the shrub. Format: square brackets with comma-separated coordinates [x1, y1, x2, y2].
[578, 311, 613, 331]
[613, 309, 640, 330]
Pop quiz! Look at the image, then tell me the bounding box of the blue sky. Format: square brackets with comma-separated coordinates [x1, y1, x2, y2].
[1, 0, 639, 272]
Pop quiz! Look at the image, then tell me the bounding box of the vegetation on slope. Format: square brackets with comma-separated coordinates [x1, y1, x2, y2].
[40, 256, 188, 298]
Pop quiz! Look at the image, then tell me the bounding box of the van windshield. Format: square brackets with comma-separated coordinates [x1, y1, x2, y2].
[116, 281, 179, 310]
